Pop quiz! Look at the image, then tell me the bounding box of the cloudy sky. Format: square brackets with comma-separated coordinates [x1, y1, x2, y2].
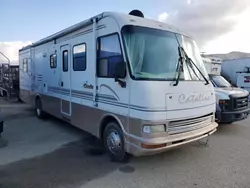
[1, 0, 250, 63]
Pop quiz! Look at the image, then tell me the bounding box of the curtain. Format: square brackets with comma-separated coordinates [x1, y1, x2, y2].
[123, 33, 146, 75]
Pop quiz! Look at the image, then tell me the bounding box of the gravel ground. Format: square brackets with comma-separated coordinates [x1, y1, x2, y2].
[0, 99, 250, 188]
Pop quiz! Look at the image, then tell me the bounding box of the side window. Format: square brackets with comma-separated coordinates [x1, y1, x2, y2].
[97, 34, 124, 78]
[73, 44, 86, 71]
[62, 50, 68, 72]
[23, 58, 28, 72]
[50, 54, 57, 68]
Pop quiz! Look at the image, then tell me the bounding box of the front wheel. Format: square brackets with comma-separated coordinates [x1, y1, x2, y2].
[103, 122, 129, 162]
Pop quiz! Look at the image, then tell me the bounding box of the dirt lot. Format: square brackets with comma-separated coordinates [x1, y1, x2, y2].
[1, 99, 250, 188]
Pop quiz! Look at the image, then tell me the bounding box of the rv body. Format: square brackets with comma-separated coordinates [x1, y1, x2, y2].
[19, 12, 217, 160]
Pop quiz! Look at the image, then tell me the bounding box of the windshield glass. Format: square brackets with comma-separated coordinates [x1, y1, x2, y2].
[181, 36, 209, 81]
[122, 25, 208, 81]
[210, 75, 231, 87]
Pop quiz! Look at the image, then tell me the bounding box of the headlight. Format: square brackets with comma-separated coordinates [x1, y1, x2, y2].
[142, 124, 166, 134]
[218, 99, 230, 111]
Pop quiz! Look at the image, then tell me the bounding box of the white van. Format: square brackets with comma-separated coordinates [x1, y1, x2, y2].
[19, 11, 217, 161]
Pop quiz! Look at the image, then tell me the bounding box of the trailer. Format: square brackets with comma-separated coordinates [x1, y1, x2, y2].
[203, 57, 249, 123]
[222, 58, 250, 92]
[19, 10, 217, 161]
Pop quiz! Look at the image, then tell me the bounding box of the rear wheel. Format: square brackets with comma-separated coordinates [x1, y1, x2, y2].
[103, 122, 129, 162]
[35, 98, 45, 119]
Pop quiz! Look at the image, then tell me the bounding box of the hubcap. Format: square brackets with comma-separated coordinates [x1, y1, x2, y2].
[107, 130, 122, 155]
[36, 108, 41, 116]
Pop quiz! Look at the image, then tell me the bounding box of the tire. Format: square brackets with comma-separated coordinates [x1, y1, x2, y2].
[103, 122, 129, 162]
[35, 98, 45, 119]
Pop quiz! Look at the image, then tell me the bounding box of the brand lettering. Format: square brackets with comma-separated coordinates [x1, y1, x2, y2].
[178, 93, 211, 104]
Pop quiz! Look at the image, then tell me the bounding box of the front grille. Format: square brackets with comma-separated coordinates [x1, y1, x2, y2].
[168, 114, 213, 135]
[233, 96, 248, 110]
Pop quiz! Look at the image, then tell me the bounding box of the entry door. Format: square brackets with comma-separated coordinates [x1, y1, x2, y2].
[60, 45, 71, 116]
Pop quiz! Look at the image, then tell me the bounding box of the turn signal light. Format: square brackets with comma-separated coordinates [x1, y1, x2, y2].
[141, 143, 167, 149]
[219, 100, 227, 104]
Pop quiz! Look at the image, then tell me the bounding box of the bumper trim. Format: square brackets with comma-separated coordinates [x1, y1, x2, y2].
[126, 128, 217, 156]
[216, 108, 250, 123]
[221, 108, 250, 115]
[124, 122, 218, 156]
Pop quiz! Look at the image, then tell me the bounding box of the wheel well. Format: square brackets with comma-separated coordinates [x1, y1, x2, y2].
[100, 115, 120, 139]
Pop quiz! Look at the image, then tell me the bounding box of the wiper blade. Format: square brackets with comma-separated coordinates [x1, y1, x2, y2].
[173, 46, 184, 86]
[180, 47, 210, 85]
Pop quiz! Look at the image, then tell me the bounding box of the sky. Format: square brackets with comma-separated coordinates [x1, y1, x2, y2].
[1, 0, 250, 63]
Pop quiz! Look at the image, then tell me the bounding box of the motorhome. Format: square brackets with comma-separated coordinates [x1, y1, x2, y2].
[19, 10, 217, 161]
[222, 58, 250, 93]
[203, 57, 249, 123]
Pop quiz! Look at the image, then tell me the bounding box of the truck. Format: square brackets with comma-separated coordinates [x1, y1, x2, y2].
[19, 10, 217, 161]
[222, 58, 250, 92]
[203, 57, 249, 123]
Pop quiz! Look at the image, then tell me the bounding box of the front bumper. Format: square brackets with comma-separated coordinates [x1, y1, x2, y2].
[216, 108, 250, 123]
[124, 122, 218, 156]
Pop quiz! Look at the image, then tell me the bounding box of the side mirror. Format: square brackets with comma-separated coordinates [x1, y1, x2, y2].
[114, 61, 126, 79]
[114, 62, 126, 88]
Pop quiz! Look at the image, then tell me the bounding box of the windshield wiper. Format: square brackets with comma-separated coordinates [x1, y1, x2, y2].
[180, 47, 210, 85]
[173, 46, 184, 86]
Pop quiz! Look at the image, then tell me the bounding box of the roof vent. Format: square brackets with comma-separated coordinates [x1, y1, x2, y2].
[129, 10, 144, 18]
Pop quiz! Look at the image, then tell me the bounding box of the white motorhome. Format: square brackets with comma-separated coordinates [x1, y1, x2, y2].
[19, 11, 217, 161]
[203, 57, 249, 123]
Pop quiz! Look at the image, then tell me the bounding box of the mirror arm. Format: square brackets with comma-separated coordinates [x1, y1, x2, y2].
[115, 78, 126, 88]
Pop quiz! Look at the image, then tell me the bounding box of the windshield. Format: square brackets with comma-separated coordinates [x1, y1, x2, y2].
[181, 36, 209, 81]
[122, 25, 208, 81]
[210, 75, 232, 87]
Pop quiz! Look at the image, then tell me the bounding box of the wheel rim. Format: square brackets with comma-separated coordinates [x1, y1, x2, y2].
[36, 107, 41, 116]
[107, 130, 122, 155]
[36, 100, 41, 116]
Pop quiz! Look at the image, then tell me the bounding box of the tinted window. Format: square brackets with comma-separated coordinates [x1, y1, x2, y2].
[50, 54, 57, 68]
[97, 34, 124, 77]
[73, 44, 86, 71]
[23, 58, 28, 72]
[63, 50, 68, 72]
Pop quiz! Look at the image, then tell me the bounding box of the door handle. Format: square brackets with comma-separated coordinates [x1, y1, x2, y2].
[61, 82, 63, 87]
